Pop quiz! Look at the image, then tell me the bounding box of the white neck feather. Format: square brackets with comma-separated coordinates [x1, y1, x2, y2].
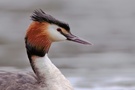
[33, 54, 73, 90]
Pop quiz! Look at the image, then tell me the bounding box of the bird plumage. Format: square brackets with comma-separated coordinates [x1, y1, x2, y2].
[0, 71, 39, 90]
[0, 9, 91, 90]
[31, 9, 70, 31]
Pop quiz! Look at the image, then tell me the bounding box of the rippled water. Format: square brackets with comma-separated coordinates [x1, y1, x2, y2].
[0, 0, 135, 90]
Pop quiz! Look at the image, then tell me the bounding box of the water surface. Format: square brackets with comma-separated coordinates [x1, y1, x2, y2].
[0, 0, 135, 90]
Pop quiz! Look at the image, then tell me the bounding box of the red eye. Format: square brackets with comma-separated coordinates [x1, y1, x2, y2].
[57, 28, 61, 32]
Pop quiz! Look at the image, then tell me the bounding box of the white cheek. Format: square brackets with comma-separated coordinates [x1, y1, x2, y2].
[48, 25, 66, 41]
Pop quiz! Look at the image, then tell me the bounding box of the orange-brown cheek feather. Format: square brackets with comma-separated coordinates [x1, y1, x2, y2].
[26, 21, 52, 52]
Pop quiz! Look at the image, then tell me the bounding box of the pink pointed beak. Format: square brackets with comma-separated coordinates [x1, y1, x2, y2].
[66, 33, 92, 45]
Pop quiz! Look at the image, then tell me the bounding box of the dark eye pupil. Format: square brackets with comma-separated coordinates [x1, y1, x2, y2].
[57, 28, 61, 32]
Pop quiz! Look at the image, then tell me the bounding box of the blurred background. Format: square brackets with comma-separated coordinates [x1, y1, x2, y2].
[0, 0, 135, 90]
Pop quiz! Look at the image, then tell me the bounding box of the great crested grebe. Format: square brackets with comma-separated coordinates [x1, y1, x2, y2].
[0, 9, 91, 90]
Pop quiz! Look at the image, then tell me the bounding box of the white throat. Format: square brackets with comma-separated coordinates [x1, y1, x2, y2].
[32, 54, 73, 90]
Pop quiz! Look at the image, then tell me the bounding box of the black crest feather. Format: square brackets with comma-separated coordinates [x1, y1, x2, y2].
[31, 9, 70, 31]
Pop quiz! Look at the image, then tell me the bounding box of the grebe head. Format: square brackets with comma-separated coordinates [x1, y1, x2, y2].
[30, 9, 91, 44]
[25, 9, 91, 57]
